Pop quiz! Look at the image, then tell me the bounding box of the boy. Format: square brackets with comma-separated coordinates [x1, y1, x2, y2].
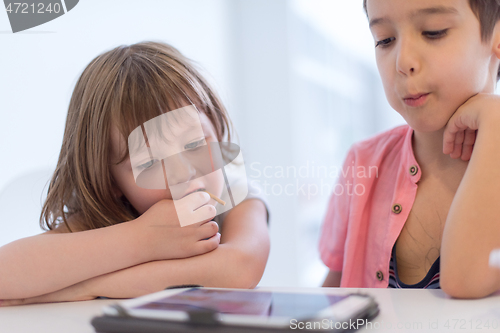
[320, 0, 500, 298]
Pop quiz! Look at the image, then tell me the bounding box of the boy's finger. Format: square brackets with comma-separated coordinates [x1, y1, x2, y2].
[455, 129, 465, 146]
[461, 144, 473, 161]
[449, 130, 464, 159]
[461, 129, 476, 161]
[450, 143, 462, 159]
[443, 126, 459, 154]
[462, 129, 476, 146]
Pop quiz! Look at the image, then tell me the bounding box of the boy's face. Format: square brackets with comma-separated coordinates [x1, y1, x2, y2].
[367, 0, 500, 132]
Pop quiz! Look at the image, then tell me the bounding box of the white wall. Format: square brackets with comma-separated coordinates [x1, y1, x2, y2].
[0, 0, 234, 245]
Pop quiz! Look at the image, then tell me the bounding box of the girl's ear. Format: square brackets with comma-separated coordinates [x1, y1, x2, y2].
[112, 185, 123, 199]
[110, 176, 124, 198]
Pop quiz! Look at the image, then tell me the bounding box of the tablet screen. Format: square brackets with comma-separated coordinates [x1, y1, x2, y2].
[133, 289, 348, 319]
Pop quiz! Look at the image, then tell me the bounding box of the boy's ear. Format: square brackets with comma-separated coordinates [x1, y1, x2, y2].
[492, 21, 500, 60]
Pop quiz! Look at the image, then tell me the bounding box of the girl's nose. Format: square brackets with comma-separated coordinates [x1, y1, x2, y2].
[396, 38, 420, 76]
[164, 153, 197, 186]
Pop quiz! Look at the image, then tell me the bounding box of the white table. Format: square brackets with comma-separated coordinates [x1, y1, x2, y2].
[1, 288, 499, 333]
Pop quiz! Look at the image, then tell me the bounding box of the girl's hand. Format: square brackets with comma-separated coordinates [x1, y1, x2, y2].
[443, 93, 500, 160]
[136, 194, 220, 261]
[0, 280, 94, 307]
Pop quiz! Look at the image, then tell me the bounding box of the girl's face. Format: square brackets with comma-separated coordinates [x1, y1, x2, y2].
[367, 0, 499, 132]
[110, 111, 224, 215]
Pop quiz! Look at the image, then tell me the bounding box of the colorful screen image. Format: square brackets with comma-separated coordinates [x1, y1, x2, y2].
[134, 289, 347, 319]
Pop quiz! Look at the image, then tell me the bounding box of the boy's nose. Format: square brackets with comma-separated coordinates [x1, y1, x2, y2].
[396, 39, 420, 76]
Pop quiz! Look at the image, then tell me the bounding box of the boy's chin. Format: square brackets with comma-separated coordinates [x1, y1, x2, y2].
[404, 119, 448, 133]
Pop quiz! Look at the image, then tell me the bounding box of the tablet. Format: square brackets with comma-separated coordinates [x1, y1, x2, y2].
[99, 287, 378, 331]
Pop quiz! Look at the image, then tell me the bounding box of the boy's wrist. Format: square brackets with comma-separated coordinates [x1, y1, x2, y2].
[474, 94, 500, 127]
[478, 110, 500, 130]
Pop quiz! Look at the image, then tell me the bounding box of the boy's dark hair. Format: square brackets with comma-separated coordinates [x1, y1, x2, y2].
[363, 0, 500, 80]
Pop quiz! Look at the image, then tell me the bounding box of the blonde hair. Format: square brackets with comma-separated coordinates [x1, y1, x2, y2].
[40, 41, 233, 232]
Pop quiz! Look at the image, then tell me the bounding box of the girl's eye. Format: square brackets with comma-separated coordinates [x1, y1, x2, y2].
[423, 29, 448, 39]
[138, 159, 159, 170]
[184, 138, 206, 150]
[375, 37, 395, 48]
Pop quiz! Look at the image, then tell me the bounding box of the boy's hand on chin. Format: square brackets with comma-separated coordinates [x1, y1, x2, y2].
[443, 93, 500, 161]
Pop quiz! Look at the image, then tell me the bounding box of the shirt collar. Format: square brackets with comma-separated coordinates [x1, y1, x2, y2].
[403, 125, 421, 184]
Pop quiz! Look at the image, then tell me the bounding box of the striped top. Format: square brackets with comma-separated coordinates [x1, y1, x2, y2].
[388, 244, 441, 289]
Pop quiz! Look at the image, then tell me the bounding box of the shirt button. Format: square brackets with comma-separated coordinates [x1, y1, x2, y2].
[392, 204, 402, 214]
[376, 270, 384, 281]
[409, 165, 418, 176]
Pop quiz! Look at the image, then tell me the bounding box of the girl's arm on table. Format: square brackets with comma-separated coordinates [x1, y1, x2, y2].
[0, 197, 219, 300]
[1, 199, 269, 305]
[440, 93, 500, 299]
[0, 221, 148, 300]
[82, 199, 269, 298]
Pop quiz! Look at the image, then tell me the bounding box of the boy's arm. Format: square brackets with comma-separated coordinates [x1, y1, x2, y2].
[322, 270, 342, 288]
[440, 94, 500, 298]
[0, 199, 269, 305]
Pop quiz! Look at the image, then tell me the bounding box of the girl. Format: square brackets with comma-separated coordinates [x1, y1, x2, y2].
[320, 0, 500, 298]
[0, 41, 269, 305]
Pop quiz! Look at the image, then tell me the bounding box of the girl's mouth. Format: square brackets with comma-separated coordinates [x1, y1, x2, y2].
[182, 188, 206, 198]
[403, 93, 430, 107]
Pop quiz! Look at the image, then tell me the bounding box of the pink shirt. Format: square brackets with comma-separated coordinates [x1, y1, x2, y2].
[319, 125, 421, 288]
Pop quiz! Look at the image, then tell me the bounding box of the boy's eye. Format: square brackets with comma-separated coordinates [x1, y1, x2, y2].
[422, 29, 448, 39]
[375, 37, 395, 48]
[184, 138, 206, 150]
[138, 159, 159, 170]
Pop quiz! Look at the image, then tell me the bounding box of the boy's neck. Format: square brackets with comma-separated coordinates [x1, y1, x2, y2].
[412, 128, 468, 178]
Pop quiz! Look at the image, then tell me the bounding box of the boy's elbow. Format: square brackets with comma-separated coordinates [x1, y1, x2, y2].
[440, 265, 500, 299]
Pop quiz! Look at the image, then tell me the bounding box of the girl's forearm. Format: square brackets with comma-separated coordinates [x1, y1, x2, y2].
[0, 242, 267, 306]
[0, 221, 150, 299]
[441, 117, 500, 298]
[83, 243, 267, 299]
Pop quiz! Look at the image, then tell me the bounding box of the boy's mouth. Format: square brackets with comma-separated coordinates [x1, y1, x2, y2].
[403, 93, 430, 107]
